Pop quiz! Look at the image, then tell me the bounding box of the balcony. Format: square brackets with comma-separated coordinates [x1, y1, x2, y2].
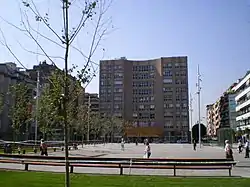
[236, 99, 250, 112]
[236, 112, 250, 121]
[235, 85, 250, 101]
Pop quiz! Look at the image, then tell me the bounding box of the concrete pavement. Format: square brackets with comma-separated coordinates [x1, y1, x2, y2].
[1, 143, 250, 177]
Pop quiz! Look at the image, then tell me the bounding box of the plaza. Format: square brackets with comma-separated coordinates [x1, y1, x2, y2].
[0, 143, 250, 177]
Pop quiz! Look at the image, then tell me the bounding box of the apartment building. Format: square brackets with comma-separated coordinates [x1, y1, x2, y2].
[206, 104, 215, 136]
[99, 56, 189, 142]
[84, 93, 99, 112]
[232, 71, 250, 130]
[0, 62, 36, 140]
[206, 84, 237, 140]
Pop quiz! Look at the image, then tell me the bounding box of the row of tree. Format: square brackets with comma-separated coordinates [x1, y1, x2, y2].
[0, 69, 124, 142]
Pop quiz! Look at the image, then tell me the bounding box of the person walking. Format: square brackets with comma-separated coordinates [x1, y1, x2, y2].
[193, 139, 197, 151]
[144, 142, 151, 158]
[244, 139, 249, 158]
[224, 140, 233, 160]
[121, 138, 125, 151]
[238, 140, 243, 154]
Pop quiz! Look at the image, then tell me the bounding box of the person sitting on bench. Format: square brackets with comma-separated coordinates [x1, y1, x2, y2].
[40, 139, 48, 156]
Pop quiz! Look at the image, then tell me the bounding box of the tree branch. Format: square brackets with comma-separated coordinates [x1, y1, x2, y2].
[16, 40, 65, 60]
[0, 27, 28, 70]
[24, 0, 64, 44]
[20, 10, 57, 66]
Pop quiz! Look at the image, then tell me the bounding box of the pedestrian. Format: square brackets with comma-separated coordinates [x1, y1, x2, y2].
[238, 140, 243, 153]
[193, 139, 197, 151]
[224, 140, 233, 160]
[17, 146, 21, 154]
[40, 139, 48, 156]
[244, 139, 249, 158]
[121, 138, 125, 151]
[144, 142, 151, 158]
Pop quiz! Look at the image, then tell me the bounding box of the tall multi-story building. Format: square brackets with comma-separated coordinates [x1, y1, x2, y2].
[206, 84, 237, 143]
[99, 56, 189, 142]
[232, 71, 250, 131]
[206, 104, 215, 137]
[0, 62, 36, 140]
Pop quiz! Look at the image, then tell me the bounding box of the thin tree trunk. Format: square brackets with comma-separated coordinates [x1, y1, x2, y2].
[63, 1, 70, 187]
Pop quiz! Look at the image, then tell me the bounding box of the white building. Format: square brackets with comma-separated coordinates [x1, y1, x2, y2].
[232, 71, 250, 130]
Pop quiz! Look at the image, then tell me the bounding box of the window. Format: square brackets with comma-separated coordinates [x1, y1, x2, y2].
[163, 79, 173, 83]
[164, 104, 173, 108]
[114, 88, 123, 93]
[182, 112, 188, 116]
[114, 80, 123, 85]
[114, 113, 122, 117]
[114, 104, 121, 110]
[164, 95, 172, 101]
[181, 79, 187, 84]
[139, 105, 144, 109]
[163, 87, 173, 92]
[176, 95, 180, 101]
[114, 96, 122, 101]
[150, 105, 155, 109]
[100, 89, 106, 94]
[163, 70, 172, 76]
[176, 80, 181, 84]
[133, 113, 138, 117]
[150, 113, 155, 119]
[114, 73, 123, 79]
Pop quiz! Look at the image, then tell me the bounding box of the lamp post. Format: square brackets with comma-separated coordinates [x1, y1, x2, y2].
[196, 65, 202, 148]
[35, 69, 40, 146]
[87, 95, 91, 142]
[189, 93, 193, 143]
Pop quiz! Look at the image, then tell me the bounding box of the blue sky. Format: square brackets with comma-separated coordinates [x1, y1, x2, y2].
[0, 0, 250, 126]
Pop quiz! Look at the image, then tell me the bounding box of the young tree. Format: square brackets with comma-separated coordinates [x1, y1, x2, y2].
[1, 1, 113, 186]
[101, 115, 123, 143]
[89, 112, 102, 140]
[75, 105, 88, 146]
[8, 83, 33, 141]
[37, 68, 83, 140]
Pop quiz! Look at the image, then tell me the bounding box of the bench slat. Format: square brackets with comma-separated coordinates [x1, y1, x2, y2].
[71, 163, 120, 168]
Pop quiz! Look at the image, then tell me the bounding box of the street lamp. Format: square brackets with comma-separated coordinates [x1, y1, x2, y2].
[87, 96, 91, 142]
[196, 64, 202, 148]
[189, 93, 193, 142]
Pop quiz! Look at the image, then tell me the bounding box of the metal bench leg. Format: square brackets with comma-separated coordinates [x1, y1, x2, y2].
[173, 165, 176, 176]
[70, 166, 74, 173]
[24, 163, 29, 171]
[119, 166, 123, 175]
[229, 168, 232, 177]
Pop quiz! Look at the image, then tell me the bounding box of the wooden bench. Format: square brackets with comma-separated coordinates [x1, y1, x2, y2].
[121, 164, 233, 176]
[0, 157, 236, 176]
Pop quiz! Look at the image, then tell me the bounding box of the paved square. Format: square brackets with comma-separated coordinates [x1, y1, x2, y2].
[1, 143, 250, 177]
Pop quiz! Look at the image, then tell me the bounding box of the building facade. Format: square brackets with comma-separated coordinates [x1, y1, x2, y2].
[206, 104, 215, 137]
[232, 71, 250, 131]
[99, 57, 189, 142]
[84, 93, 99, 112]
[206, 85, 237, 138]
[0, 62, 36, 140]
